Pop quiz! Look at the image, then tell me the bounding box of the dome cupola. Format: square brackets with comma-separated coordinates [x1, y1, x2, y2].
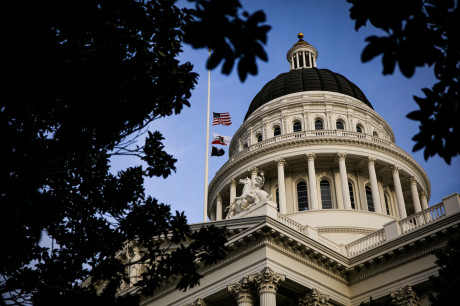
[286, 33, 318, 70]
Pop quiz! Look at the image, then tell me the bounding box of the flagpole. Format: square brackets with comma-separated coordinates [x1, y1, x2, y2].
[203, 49, 211, 223]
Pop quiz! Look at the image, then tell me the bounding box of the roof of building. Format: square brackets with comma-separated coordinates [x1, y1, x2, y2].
[244, 68, 373, 121]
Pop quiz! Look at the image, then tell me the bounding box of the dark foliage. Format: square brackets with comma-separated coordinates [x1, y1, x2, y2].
[348, 0, 460, 164]
[0, 0, 269, 305]
[429, 231, 460, 305]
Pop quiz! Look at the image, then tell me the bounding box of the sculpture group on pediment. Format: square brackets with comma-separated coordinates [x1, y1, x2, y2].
[225, 171, 272, 218]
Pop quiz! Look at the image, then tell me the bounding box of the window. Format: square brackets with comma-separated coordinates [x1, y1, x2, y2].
[384, 194, 391, 215]
[320, 180, 332, 209]
[356, 125, 363, 133]
[274, 126, 281, 136]
[293, 121, 302, 132]
[336, 121, 344, 130]
[257, 134, 262, 142]
[348, 182, 355, 209]
[275, 188, 280, 212]
[297, 182, 309, 211]
[315, 119, 324, 130]
[365, 186, 374, 212]
[373, 131, 378, 137]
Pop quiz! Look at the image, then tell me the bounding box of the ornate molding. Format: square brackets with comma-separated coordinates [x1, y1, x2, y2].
[229, 178, 237, 188]
[298, 289, 330, 306]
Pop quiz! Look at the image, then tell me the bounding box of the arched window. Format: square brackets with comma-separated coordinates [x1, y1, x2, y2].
[275, 188, 280, 212]
[384, 194, 391, 215]
[356, 125, 363, 133]
[297, 182, 309, 211]
[336, 120, 345, 130]
[257, 134, 262, 142]
[274, 126, 281, 136]
[373, 131, 378, 137]
[293, 121, 302, 132]
[320, 180, 332, 209]
[348, 182, 355, 209]
[315, 119, 324, 130]
[365, 186, 374, 212]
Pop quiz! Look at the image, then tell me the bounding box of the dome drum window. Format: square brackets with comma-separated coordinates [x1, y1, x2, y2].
[297, 181, 309, 211]
[356, 125, 363, 133]
[320, 180, 333, 209]
[293, 121, 302, 132]
[274, 126, 281, 136]
[336, 120, 345, 130]
[315, 119, 324, 130]
[365, 185, 374, 212]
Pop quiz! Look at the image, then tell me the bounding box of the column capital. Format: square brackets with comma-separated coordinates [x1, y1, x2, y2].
[190, 298, 207, 306]
[390, 165, 400, 173]
[298, 289, 330, 306]
[248, 166, 259, 175]
[228, 277, 253, 304]
[409, 176, 417, 184]
[229, 178, 237, 187]
[275, 158, 286, 167]
[306, 153, 316, 161]
[216, 192, 222, 200]
[336, 152, 347, 161]
[248, 267, 285, 294]
[366, 156, 376, 165]
[390, 285, 420, 305]
[420, 190, 428, 199]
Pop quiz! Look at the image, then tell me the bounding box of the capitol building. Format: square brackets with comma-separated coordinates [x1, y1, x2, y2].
[138, 35, 460, 305]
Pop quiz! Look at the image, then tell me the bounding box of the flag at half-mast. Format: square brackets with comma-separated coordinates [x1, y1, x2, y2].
[212, 112, 232, 126]
[212, 132, 232, 145]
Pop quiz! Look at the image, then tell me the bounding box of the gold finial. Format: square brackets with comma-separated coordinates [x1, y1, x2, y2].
[298, 33, 304, 40]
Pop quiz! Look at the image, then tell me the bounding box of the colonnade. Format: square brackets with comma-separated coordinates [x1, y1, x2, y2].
[213, 153, 427, 221]
[189, 274, 420, 306]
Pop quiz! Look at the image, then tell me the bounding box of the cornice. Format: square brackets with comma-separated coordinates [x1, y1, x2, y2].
[143, 215, 458, 304]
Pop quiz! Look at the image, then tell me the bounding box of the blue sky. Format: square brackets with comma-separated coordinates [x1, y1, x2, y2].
[111, 0, 460, 224]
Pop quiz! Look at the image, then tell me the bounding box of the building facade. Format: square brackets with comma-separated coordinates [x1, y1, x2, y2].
[137, 34, 460, 306]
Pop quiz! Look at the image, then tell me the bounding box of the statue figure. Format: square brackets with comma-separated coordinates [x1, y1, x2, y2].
[226, 171, 272, 218]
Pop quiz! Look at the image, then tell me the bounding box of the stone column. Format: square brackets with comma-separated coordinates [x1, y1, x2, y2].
[337, 153, 352, 209]
[410, 177, 422, 213]
[420, 190, 428, 210]
[306, 153, 319, 209]
[228, 277, 254, 306]
[298, 289, 330, 306]
[249, 166, 259, 181]
[390, 285, 420, 306]
[230, 179, 237, 205]
[216, 193, 222, 221]
[367, 157, 382, 213]
[249, 268, 285, 306]
[391, 166, 407, 218]
[276, 158, 287, 214]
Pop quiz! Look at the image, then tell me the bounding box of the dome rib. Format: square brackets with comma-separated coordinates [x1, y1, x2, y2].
[244, 68, 373, 121]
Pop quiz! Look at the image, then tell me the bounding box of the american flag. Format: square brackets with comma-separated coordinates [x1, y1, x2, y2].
[212, 112, 232, 126]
